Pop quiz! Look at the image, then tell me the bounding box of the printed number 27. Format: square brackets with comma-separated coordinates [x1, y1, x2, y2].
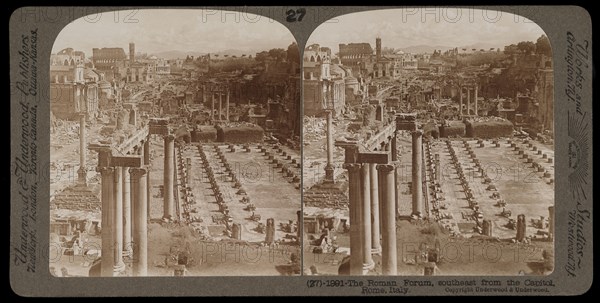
[286, 8, 306, 22]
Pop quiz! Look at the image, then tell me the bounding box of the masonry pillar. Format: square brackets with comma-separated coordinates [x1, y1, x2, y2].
[412, 130, 423, 217]
[122, 166, 132, 256]
[369, 163, 381, 255]
[78, 113, 87, 186]
[360, 164, 374, 271]
[324, 109, 334, 183]
[99, 167, 115, 276]
[343, 163, 363, 275]
[163, 135, 175, 219]
[548, 206, 554, 240]
[377, 164, 397, 275]
[131, 167, 148, 276]
[113, 167, 125, 272]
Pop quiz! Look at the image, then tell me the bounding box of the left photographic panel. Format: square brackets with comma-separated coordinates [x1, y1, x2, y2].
[49, 9, 302, 277]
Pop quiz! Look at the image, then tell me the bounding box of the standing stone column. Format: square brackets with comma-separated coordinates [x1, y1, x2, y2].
[113, 167, 125, 272]
[360, 164, 374, 271]
[474, 86, 478, 116]
[467, 87, 471, 115]
[211, 92, 215, 121]
[296, 210, 302, 244]
[412, 130, 424, 217]
[343, 163, 363, 275]
[98, 167, 115, 276]
[144, 139, 151, 219]
[324, 110, 334, 183]
[548, 206, 554, 240]
[516, 214, 526, 242]
[434, 153, 440, 183]
[226, 89, 230, 121]
[391, 134, 397, 162]
[122, 166, 132, 256]
[131, 168, 148, 276]
[163, 135, 175, 219]
[369, 163, 381, 255]
[265, 218, 275, 245]
[377, 164, 397, 275]
[459, 87, 463, 115]
[218, 92, 223, 121]
[77, 113, 87, 186]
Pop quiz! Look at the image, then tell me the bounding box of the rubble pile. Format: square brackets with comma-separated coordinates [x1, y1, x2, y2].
[303, 116, 326, 142]
[51, 185, 101, 211]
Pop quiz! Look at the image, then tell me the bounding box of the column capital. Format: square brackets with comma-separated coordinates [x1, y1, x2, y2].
[343, 163, 361, 172]
[97, 166, 115, 174]
[411, 129, 423, 137]
[163, 134, 175, 141]
[376, 164, 395, 172]
[129, 167, 148, 177]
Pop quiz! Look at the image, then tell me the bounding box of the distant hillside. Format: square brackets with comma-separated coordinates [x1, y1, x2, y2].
[397, 45, 453, 54]
[151, 50, 206, 60]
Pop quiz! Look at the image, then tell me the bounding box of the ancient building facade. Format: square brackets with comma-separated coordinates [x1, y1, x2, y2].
[92, 47, 127, 81]
[339, 42, 373, 66]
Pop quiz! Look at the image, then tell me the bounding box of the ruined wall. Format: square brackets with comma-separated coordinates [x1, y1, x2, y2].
[191, 125, 217, 142]
[465, 120, 514, 138]
[439, 121, 466, 137]
[216, 125, 264, 143]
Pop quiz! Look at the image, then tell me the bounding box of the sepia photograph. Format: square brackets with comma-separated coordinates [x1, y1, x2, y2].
[302, 8, 555, 276]
[48, 9, 302, 277]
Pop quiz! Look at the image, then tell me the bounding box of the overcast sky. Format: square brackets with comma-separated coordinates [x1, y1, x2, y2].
[52, 9, 295, 56]
[309, 8, 547, 51]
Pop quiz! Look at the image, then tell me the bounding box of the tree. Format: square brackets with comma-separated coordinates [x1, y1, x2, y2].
[504, 44, 519, 55]
[517, 41, 536, 55]
[268, 48, 287, 62]
[536, 35, 552, 56]
[254, 51, 270, 62]
[286, 42, 300, 64]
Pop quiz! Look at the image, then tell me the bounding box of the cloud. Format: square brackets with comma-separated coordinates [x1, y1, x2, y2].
[52, 9, 295, 57]
[308, 8, 546, 51]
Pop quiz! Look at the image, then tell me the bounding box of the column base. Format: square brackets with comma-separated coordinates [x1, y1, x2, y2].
[411, 212, 422, 219]
[113, 261, 126, 274]
[362, 260, 375, 273]
[122, 249, 133, 258]
[77, 168, 87, 186]
[324, 166, 335, 184]
[371, 247, 382, 255]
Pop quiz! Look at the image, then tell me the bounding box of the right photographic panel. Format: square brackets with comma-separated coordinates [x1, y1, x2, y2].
[302, 8, 554, 276]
